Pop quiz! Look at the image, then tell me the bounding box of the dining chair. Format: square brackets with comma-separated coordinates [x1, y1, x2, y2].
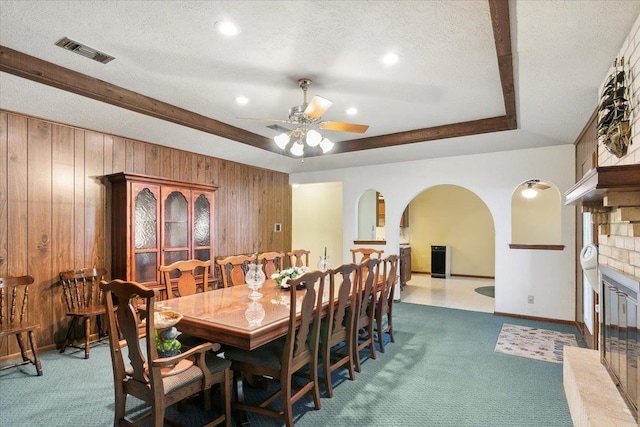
[159, 259, 212, 299]
[257, 251, 285, 278]
[375, 254, 399, 353]
[223, 269, 327, 427]
[350, 247, 384, 263]
[321, 263, 358, 398]
[0, 275, 43, 376]
[353, 257, 381, 373]
[159, 259, 221, 351]
[215, 254, 255, 288]
[100, 279, 232, 427]
[287, 249, 310, 268]
[58, 267, 108, 359]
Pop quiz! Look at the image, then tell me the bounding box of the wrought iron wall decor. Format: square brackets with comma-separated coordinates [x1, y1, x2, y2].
[597, 57, 632, 158]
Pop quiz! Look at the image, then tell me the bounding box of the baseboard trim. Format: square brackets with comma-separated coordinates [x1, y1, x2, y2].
[494, 311, 575, 326]
[409, 271, 495, 279]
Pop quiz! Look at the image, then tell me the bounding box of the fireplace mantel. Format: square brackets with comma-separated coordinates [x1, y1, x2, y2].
[564, 164, 640, 206]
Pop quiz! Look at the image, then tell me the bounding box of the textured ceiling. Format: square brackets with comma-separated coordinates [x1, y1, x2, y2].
[1, 1, 640, 173]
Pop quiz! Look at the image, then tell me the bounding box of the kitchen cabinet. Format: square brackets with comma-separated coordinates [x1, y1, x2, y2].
[400, 246, 411, 287]
[376, 192, 385, 227]
[105, 172, 218, 295]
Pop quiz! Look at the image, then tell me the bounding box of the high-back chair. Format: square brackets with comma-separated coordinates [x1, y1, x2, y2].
[159, 259, 212, 299]
[257, 251, 285, 278]
[287, 249, 310, 268]
[223, 270, 327, 427]
[59, 267, 108, 359]
[353, 257, 381, 373]
[350, 247, 384, 264]
[100, 279, 232, 427]
[376, 255, 399, 353]
[321, 263, 358, 397]
[0, 275, 42, 376]
[215, 254, 255, 288]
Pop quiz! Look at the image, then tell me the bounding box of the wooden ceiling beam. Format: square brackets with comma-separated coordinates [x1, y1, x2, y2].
[0, 45, 277, 153]
[489, 0, 517, 129]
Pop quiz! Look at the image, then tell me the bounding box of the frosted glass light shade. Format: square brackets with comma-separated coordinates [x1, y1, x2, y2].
[320, 138, 334, 153]
[522, 187, 537, 199]
[306, 129, 322, 147]
[274, 133, 290, 149]
[290, 142, 304, 156]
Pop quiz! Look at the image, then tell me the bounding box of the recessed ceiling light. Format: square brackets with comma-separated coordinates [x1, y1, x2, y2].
[235, 96, 249, 105]
[346, 107, 358, 116]
[215, 20, 239, 37]
[381, 52, 399, 66]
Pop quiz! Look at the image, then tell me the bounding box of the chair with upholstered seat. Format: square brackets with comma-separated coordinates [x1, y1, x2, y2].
[160, 259, 212, 299]
[321, 263, 358, 397]
[100, 279, 232, 427]
[59, 267, 108, 359]
[375, 255, 399, 353]
[223, 270, 327, 427]
[353, 257, 381, 373]
[0, 275, 43, 376]
[350, 247, 384, 264]
[287, 249, 310, 268]
[257, 251, 285, 278]
[215, 254, 255, 288]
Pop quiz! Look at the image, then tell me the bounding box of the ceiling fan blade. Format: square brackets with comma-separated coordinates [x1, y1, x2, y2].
[318, 121, 370, 133]
[533, 183, 550, 190]
[304, 96, 333, 119]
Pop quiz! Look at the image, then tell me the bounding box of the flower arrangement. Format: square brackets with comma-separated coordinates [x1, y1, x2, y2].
[270, 266, 310, 287]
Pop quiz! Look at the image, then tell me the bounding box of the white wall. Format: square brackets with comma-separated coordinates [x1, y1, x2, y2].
[290, 143, 576, 321]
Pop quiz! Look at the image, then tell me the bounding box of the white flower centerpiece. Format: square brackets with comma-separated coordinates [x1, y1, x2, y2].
[271, 266, 310, 288]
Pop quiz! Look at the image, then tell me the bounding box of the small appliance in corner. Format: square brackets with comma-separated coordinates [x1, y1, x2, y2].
[431, 245, 451, 278]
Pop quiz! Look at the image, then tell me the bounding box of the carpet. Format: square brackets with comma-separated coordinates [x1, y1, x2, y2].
[494, 323, 579, 364]
[474, 285, 495, 298]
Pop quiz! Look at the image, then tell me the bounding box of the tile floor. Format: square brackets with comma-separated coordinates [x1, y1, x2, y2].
[400, 273, 495, 313]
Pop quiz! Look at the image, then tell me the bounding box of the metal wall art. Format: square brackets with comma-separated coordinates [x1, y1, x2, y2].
[598, 57, 633, 158]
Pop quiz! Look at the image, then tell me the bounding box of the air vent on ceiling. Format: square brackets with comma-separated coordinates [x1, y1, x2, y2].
[55, 37, 115, 64]
[266, 124, 291, 133]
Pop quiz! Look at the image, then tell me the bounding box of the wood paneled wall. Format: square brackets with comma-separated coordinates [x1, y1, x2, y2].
[0, 110, 292, 357]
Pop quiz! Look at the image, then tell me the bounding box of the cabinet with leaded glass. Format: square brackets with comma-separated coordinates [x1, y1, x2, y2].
[106, 172, 217, 294]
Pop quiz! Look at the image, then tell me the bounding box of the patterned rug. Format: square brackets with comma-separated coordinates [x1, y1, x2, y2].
[494, 323, 579, 364]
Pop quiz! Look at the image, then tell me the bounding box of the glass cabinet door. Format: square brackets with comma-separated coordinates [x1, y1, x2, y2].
[162, 188, 190, 266]
[132, 183, 160, 285]
[192, 191, 214, 278]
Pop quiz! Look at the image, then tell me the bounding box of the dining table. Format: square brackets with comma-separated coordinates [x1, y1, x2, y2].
[156, 279, 326, 351]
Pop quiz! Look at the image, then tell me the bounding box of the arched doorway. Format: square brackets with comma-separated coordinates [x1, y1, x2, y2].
[399, 184, 496, 313]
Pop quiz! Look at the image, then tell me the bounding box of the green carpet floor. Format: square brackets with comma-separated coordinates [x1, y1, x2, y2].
[0, 302, 582, 426]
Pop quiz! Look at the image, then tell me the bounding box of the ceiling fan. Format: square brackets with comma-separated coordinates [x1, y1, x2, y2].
[242, 79, 369, 157]
[521, 179, 551, 198]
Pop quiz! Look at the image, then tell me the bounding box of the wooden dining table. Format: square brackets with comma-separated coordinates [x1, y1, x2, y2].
[156, 279, 325, 351]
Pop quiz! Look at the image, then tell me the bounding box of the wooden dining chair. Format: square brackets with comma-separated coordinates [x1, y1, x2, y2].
[215, 254, 255, 288]
[100, 279, 232, 427]
[159, 259, 212, 299]
[59, 267, 108, 359]
[257, 251, 285, 278]
[0, 275, 43, 376]
[223, 270, 327, 427]
[375, 254, 399, 353]
[287, 249, 310, 268]
[321, 263, 358, 398]
[353, 257, 381, 373]
[350, 247, 384, 263]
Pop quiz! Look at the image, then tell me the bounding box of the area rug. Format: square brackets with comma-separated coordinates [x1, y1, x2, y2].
[494, 323, 579, 364]
[474, 286, 495, 298]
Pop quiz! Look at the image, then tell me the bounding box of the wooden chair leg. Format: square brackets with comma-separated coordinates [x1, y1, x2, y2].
[27, 330, 43, 376]
[15, 332, 28, 361]
[60, 316, 78, 353]
[84, 316, 91, 359]
[388, 313, 395, 343]
[376, 317, 386, 353]
[223, 369, 232, 427]
[323, 345, 334, 397]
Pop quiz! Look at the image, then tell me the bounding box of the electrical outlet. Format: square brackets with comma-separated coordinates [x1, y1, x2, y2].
[527, 295, 534, 304]
[274, 223, 282, 232]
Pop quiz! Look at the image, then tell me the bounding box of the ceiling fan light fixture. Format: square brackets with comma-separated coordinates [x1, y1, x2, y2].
[290, 141, 305, 157]
[274, 133, 290, 149]
[522, 183, 537, 199]
[306, 129, 322, 147]
[320, 138, 334, 153]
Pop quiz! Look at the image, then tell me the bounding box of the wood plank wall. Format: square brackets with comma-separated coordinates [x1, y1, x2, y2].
[0, 110, 292, 357]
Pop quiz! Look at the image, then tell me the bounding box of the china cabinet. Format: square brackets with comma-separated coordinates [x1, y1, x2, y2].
[105, 173, 217, 294]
